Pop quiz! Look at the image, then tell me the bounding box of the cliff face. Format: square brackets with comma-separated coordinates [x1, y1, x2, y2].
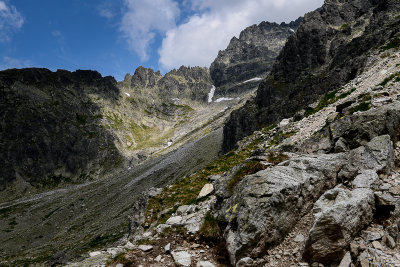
[0, 68, 123, 191]
[122, 65, 213, 103]
[210, 18, 302, 97]
[223, 0, 400, 152]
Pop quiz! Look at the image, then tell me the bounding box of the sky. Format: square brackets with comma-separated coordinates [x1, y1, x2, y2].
[0, 0, 323, 81]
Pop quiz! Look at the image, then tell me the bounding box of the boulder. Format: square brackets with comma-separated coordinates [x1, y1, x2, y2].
[196, 261, 216, 267]
[216, 153, 346, 264]
[171, 251, 192, 267]
[352, 170, 379, 189]
[198, 184, 214, 199]
[303, 187, 375, 264]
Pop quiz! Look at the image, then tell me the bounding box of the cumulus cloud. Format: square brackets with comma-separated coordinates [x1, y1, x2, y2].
[159, 0, 323, 70]
[0, 1, 24, 42]
[120, 0, 180, 62]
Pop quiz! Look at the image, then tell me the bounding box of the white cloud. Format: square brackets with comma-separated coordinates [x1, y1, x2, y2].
[0, 1, 24, 42]
[119, 0, 180, 62]
[159, 0, 323, 70]
[0, 56, 32, 70]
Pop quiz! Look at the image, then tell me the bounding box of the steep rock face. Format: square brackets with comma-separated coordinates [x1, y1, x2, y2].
[0, 68, 123, 191]
[223, 0, 400, 152]
[210, 19, 302, 97]
[122, 66, 213, 103]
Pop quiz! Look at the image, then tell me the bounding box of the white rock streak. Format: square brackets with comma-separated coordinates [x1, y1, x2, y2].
[242, 77, 263, 84]
[124, 92, 131, 97]
[208, 85, 216, 103]
[215, 97, 239, 103]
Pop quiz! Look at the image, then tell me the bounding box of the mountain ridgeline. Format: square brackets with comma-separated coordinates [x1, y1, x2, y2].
[210, 18, 302, 98]
[223, 0, 400, 152]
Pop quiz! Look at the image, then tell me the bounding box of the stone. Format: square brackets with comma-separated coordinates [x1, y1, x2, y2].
[372, 241, 383, 250]
[384, 235, 396, 249]
[165, 243, 171, 253]
[352, 170, 379, 189]
[89, 251, 102, 257]
[138, 245, 153, 252]
[116, 264, 124, 267]
[198, 184, 214, 199]
[155, 255, 162, 262]
[294, 234, 305, 242]
[177, 205, 196, 215]
[338, 252, 352, 267]
[196, 261, 216, 267]
[166, 216, 183, 226]
[362, 231, 382, 241]
[335, 137, 349, 153]
[217, 153, 346, 265]
[171, 251, 192, 267]
[279, 118, 291, 127]
[303, 187, 375, 265]
[125, 241, 135, 249]
[236, 257, 254, 266]
[389, 186, 400, 195]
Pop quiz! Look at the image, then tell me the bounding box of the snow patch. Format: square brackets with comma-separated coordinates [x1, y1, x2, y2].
[242, 77, 263, 84]
[124, 92, 131, 97]
[215, 97, 239, 103]
[208, 85, 216, 103]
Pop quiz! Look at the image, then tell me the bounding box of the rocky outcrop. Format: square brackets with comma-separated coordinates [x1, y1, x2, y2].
[223, 0, 400, 152]
[122, 65, 213, 103]
[303, 186, 375, 264]
[210, 19, 302, 97]
[0, 68, 123, 192]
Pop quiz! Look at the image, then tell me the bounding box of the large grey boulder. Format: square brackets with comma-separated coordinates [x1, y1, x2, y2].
[216, 153, 346, 264]
[303, 186, 375, 264]
[338, 135, 394, 182]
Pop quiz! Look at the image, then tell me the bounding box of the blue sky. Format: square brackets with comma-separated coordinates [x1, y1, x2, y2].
[0, 0, 323, 81]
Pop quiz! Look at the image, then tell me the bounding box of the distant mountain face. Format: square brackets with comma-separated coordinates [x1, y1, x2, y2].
[122, 65, 213, 103]
[0, 66, 214, 197]
[210, 18, 302, 97]
[223, 0, 400, 152]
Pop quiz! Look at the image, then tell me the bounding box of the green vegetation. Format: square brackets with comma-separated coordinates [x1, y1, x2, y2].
[269, 130, 296, 146]
[304, 88, 356, 117]
[144, 137, 263, 226]
[261, 124, 277, 134]
[379, 72, 400, 87]
[267, 151, 289, 165]
[129, 122, 175, 150]
[105, 112, 123, 129]
[227, 161, 266, 194]
[350, 101, 371, 114]
[106, 252, 132, 265]
[199, 211, 220, 240]
[340, 23, 349, 30]
[381, 37, 400, 51]
[358, 93, 372, 102]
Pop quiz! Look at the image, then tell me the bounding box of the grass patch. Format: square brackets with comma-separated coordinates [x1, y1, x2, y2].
[340, 23, 349, 30]
[304, 88, 356, 117]
[199, 211, 220, 240]
[106, 252, 132, 265]
[381, 37, 400, 51]
[379, 72, 400, 87]
[350, 101, 371, 114]
[267, 151, 289, 165]
[144, 137, 263, 226]
[269, 131, 297, 146]
[105, 112, 123, 129]
[261, 124, 277, 134]
[227, 161, 266, 194]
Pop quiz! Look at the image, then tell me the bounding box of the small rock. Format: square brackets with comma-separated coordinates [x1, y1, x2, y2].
[89, 251, 102, 257]
[165, 243, 171, 253]
[389, 186, 400, 195]
[372, 241, 383, 250]
[116, 264, 124, 267]
[155, 255, 162, 262]
[363, 231, 382, 241]
[294, 234, 305, 242]
[125, 241, 135, 249]
[166, 216, 183, 226]
[171, 251, 192, 267]
[379, 183, 391, 191]
[138, 245, 153, 252]
[191, 243, 200, 248]
[279, 118, 291, 127]
[198, 184, 214, 199]
[338, 252, 352, 267]
[236, 257, 254, 266]
[384, 235, 396, 249]
[177, 205, 196, 215]
[352, 170, 379, 189]
[196, 261, 216, 267]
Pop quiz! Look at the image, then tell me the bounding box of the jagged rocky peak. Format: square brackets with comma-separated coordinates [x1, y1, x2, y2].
[209, 17, 302, 96]
[122, 65, 213, 102]
[223, 0, 400, 152]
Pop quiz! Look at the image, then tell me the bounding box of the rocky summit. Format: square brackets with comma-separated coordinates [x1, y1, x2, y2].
[210, 18, 302, 98]
[1, 0, 400, 267]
